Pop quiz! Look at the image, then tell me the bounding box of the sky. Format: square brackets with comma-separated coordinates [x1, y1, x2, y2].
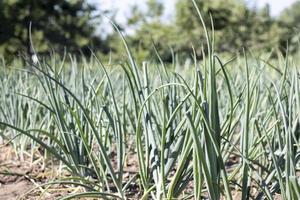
[90, 0, 297, 25]
[249, 0, 297, 16]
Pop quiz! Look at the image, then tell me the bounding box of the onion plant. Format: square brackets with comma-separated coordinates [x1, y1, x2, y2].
[0, 1, 299, 199]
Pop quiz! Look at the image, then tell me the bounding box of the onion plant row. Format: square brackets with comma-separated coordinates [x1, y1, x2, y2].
[0, 3, 299, 200]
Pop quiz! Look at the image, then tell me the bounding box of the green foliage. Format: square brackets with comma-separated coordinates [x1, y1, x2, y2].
[278, 1, 300, 52]
[124, 0, 295, 61]
[0, 2, 300, 199]
[1, 0, 300, 61]
[1, 37, 300, 199]
[174, 0, 279, 53]
[0, 0, 106, 58]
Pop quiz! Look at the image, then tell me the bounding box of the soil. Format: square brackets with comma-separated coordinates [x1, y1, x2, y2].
[0, 143, 142, 200]
[0, 143, 71, 200]
[0, 142, 287, 200]
[0, 144, 32, 200]
[0, 181, 32, 200]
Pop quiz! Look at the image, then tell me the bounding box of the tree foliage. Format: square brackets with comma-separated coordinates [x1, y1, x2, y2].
[0, 0, 106, 58]
[0, 0, 299, 61]
[125, 0, 295, 62]
[278, 1, 300, 52]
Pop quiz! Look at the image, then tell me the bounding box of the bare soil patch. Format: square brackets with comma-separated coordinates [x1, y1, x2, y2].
[0, 144, 32, 200]
[0, 143, 70, 200]
[0, 143, 142, 199]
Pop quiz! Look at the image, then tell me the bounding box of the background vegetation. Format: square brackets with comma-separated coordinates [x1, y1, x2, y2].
[1, 0, 300, 61]
[0, 0, 299, 199]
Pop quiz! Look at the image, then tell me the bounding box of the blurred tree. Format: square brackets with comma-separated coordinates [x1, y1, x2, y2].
[122, 0, 173, 62]
[175, 0, 278, 53]
[278, 1, 300, 52]
[243, 4, 283, 51]
[125, 0, 288, 61]
[146, 0, 164, 20]
[0, 0, 107, 59]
